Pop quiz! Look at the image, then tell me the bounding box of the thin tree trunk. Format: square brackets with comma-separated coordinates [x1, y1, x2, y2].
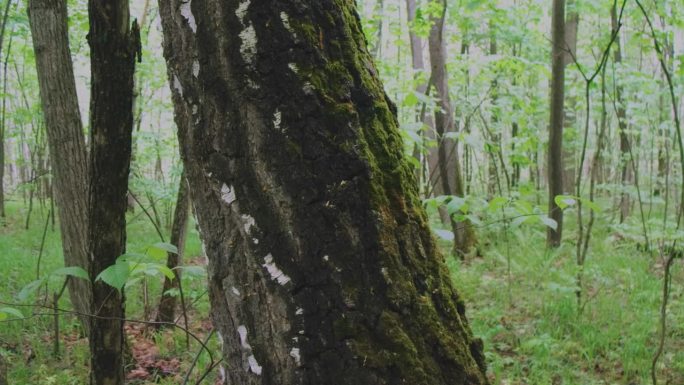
[86, 0, 138, 383]
[28, 0, 92, 335]
[611, 2, 632, 223]
[0, 0, 12, 219]
[156, 168, 189, 324]
[562, 0, 578, 194]
[158, 0, 489, 383]
[547, 0, 566, 248]
[428, 1, 476, 257]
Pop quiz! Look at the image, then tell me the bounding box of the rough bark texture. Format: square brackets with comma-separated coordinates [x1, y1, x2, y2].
[27, 0, 92, 333]
[428, 3, 475, 257]
[611, 3, 631, 223]
[547, 0, 566, 248]
[156, 169, 190, 324]
[158, 0, 488, 384]
[86, 1, 137, 384]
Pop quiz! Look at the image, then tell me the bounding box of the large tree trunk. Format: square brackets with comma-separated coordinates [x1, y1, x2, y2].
[158, 1, 488, 384]
[86, 1, 137, 384]
[156, 168, 190, 324]
[428, 2, 476, 257]
[27, 0, 92, 333]
[547, 0, 566, 248]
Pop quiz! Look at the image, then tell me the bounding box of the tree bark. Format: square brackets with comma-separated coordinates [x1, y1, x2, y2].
[27, 0, 92, 333]
[428, 2, 476, 257]
[0, 0, 12, 219]
[158, 0, 488, 384]
[156, 168, 190, 324]
[611, 2, 632, 223]
[86, 0, 137, 383]
[547, 0, 566, 248]
[562, 0, 578, 194]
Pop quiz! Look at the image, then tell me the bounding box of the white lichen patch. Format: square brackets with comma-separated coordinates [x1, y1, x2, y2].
[231, 286, 241, 296]
[262, 253, 291, 285]
[221, 184, 236, 205]
[173, 75, 183, 96]
[239, 25, 257, 64]
[289, 347, 301, 365]
[241, 214, 256, 234]
[247, 354, 262, 375]
[303, 82, 315, 95]
[273, 109, 282, 130]
[323, 255, 330, 261]
[192, 60, 200, 77]
[237, 325, 251, 349]
[253, 237, 259, 244]
[192, 104, 198, 115]
[295, 307, 304, 315]
[280, 12, 294, 34]
[288, 63, 299, 73]
[235, 0, 250, 23]
[201, 241, 208, 264]
[180, 1, 197, 33]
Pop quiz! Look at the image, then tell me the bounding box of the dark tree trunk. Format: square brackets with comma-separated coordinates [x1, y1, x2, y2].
[156, 168, 190, 324]
[611, 3, 632, 223]
[158, 0, 488, 384]
[547, 0, 566, 248]
[428, 2, 476, 257]
[86, 0, 137, 384]
[27, 0, 92, 333]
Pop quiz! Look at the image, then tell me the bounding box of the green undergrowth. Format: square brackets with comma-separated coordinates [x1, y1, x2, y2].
[443, 210, 684, 385]
[0, 200, 215, 385]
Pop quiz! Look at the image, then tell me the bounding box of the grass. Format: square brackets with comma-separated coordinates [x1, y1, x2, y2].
[446, 206, 684, 384]
[0, 199, 215, 385]
[1, 197, 683, 384]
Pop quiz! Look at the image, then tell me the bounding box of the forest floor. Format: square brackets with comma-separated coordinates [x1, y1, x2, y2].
[1, 201, 683, 384]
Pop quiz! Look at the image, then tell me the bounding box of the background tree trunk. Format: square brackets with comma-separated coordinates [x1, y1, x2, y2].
[428, 1, 476, 257]
[28, 0, 91, 334]
[547, 0, 566, 248]
[158, 0, 488, 384]
[611, 2, 632, 223]
[86, 0, 137, 383]
[562, 0, 578, 194]
[156, 168, 189, 324]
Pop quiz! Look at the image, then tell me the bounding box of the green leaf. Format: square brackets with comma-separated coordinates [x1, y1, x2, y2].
[402, 92, 419, 107]
[96, 262, 130, 291]
[17, 278, 46, 301]
[581, 198, 602, 213]
[0, 307, 23, 320]
[488, 196, 509, 212]
[151, 242, 178, 254]
[540, 215, 558, 230]
[176, 265, 206, 277]
[52, 266, 90, 281]
[554, 195, 577, 209]
[446, 196, 467, 215]
[433, 229, 454, 241]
